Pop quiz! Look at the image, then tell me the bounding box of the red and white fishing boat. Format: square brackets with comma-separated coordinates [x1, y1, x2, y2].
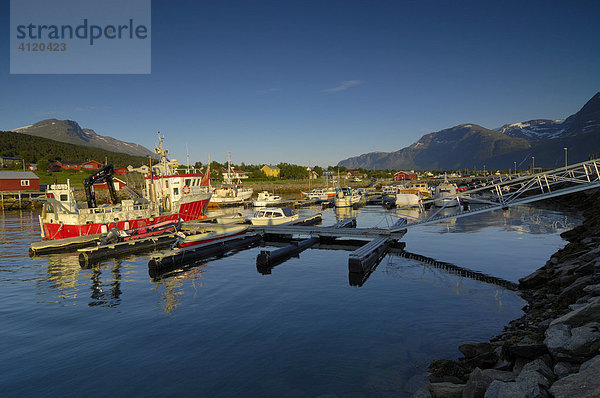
[38, 134, 212, 240]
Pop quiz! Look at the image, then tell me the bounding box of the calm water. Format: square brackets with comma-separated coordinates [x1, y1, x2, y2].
[0, 204, 578, 397]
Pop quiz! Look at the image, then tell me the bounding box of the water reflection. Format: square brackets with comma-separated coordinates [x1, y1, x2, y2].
[334, 205, 360, 221]
[38, 253, 80, 297]
[418, 204, 577, 234]
[88, 260, 122, 307]
[394, 207, 422, 221]
[381, 254, 509, 311]
[152, 266, 207, 314]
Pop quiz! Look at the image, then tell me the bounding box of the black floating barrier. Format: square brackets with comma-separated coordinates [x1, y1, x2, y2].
[256, 236, 319, 269]
[148, 234, 262, 278]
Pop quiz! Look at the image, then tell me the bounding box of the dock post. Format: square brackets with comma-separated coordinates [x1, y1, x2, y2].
[18, 191, 22, 209]
[1, 193, 3, 212]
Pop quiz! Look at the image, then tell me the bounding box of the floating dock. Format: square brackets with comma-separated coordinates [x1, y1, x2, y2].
[348, 237, 391, 273]
[249, 224, 406, 240]
[29, 234, 103, 256]
[256, 236, 319, 269]
[79, 233, 178, 267]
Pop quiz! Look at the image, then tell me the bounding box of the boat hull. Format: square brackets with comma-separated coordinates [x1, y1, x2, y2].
[334, 196, 360, 208]
[250, 215, 299, 226]
[41, 197, 210, 240]
[395, 193, 420, 207]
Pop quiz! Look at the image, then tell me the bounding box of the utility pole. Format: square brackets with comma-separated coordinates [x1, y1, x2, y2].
[514, 161, 517, 176]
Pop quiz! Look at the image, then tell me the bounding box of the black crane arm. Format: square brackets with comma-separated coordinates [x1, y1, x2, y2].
[83, 165, 118, 208]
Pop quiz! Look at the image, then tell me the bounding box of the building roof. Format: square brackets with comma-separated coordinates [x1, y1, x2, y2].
[0, 171, 39, 179]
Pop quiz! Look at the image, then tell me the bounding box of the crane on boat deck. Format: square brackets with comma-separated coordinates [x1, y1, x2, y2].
[391, 158, 600, 231]
[83, 165, 119, 209]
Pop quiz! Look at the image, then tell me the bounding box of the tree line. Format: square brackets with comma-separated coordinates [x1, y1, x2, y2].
[0, 130, 150, 166]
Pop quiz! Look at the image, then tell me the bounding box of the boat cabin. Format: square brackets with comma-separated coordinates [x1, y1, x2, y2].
[250, 207, 298, 226]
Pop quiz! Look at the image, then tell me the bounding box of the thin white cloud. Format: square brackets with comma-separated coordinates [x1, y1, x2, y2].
[256, 88, 281, 95]
[321, 80, 364, 93]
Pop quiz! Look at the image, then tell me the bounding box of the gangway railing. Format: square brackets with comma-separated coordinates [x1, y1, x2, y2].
[394, 159, 600, 230]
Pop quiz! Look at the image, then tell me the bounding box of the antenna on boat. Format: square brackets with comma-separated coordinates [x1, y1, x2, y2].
[307, 161, 311, 191]
[186, 143, 190, 173]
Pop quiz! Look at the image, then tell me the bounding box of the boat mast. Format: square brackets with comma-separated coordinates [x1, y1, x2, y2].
[186, 143, 190, 173]
[226, 152, 232, 184]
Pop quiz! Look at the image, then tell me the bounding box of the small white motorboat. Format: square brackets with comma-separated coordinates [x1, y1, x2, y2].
[395, 189, 422, 208]
[434, 178, 459, 207]
[334, 187, 361, 208]
[250, 207, 299, 226]
[252, 191, 282, 207]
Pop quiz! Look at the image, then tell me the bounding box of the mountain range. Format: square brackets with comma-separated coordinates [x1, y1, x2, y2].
[11, 119, 155, 158]
[338, 92, 600, 170]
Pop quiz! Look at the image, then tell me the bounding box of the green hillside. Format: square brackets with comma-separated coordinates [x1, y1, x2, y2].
[0, 130, 150, 166]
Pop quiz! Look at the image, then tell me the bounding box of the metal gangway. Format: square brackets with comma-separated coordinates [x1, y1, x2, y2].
[392, 158, 600, 231]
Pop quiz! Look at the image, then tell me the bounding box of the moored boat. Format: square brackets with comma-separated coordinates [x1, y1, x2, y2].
[252, 191, 282, 207]
[395, 189, 422, 208]
[434, 178, 459, 207]
[38, 133, 211, 240]
[407, 182, 433, 199]
[334, 187, 361, 208]
[209, 152, 253, 207]
[300, 188, 336, 200]
[250, 207, 299, 226]
[176, 224, 249, 248]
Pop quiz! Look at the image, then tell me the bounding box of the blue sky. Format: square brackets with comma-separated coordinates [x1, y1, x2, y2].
[1, 0, 599, 167]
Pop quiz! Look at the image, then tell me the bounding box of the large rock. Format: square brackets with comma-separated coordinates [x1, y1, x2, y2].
[462, 368, 516, 398]
[545, 322, 600, 362]
[549, 354, 600, 397]
[484, 380, 524, 398]
[459, 342, 493, 358]
[583, 283, 600, 296]
[504, 343, 548, 360]
[485, 359, 553, 398]
[428, 382, 464, 398]
[519, 268, 548, 289]
[410, 386, 432, 398]
[557, 275, 595, 304]
[553, 362, 574, 379]
[519, 359, 554, 382]
[550, 296, 600, 327]
[481, 369, 515, 382]
[544, 324, 572, 360]
[462, 368, 492, 398]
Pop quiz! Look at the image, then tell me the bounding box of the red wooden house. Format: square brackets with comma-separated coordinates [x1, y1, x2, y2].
[393, 171, 418, 181]
[113, 167, 128, 175]
[0, 171, 40, 191]
[58, 161, 81, 170]
[93, 177, 127, 191]
[80, 160, 104, 170]
[57, 160, 104, 171]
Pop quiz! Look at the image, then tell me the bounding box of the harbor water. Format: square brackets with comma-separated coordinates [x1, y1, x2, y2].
[0, 204, 579, 397]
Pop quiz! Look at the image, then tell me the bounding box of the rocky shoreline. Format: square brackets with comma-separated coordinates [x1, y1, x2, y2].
[412, 190, 600, 398]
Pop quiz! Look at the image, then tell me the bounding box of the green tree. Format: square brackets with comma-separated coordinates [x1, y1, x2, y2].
[37, 158, 50, 172]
